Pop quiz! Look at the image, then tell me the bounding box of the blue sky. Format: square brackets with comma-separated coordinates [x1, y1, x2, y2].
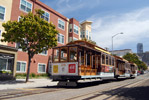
[41, 0, 149, 53]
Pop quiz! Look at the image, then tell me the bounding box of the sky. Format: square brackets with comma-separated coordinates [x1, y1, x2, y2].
[40, 0, 149, 53]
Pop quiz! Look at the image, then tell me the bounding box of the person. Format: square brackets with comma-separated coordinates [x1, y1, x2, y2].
[74, 54, 77, 60]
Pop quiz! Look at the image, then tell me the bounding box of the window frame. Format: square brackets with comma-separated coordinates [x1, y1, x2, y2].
[18, 16, 21, 22]
[19, 0, 32, 13]
[60, 47, 68, 62]
[53, 48, 60, 63]
[58, 18, 65, 30]
[74, 24, 79, 34]
[41, 10, 50, 22]
[101, 54, 105, 65]
[16, 61, 27, 73]
[58, 33, 64, 44]
[38, 63, 46, 73]
[0, 58, 10, 71]
[0, 30, 1, 38]
[0, 5, 6, 21]
[15, 42, 22, 51]
[106, 55, 109, 65]
[69, 47, 77, 62]
[39, 50, 48, 56]
[73, 37, 78, 41]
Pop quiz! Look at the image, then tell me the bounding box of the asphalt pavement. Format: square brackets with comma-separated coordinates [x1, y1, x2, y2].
[0, 78, 57, 90]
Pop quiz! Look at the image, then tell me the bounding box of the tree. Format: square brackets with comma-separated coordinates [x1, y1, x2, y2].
[123, 53, 147, 70]
[81, 38, 96, 45]
[1, 9, 58, 82]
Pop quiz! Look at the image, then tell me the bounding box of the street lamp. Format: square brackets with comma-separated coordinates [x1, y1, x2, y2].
[112, 32, 123, 55]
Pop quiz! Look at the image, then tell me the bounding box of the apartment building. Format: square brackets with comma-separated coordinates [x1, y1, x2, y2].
[80, 20, 92, 40]
[0, 0, 92, 75]
[110, 49, 133, 57]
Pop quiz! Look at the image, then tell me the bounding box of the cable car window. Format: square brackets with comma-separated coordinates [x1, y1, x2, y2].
[69, 47, 77, 62]
[112, 58, 114, 66]
[102, 54, 105, 64]
[106, 55, 108, 65]
[53, 48, 59, 62]
[87, 52, 91, 66]
[109, 56, 111, 65]
[80, 51, 85, 66]
[60, 47, 68, 62]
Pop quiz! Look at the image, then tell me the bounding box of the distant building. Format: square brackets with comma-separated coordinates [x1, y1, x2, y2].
[141, 51, 149, 66]
[80, 20, 92, 40]
[137, 43, 144, 61]
[137, 43, 143, 53]
[110, 49, 133, 57]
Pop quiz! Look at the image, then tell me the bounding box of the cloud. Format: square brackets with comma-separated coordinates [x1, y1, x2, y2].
[54, 0, 101, 14]
[88, 7, 149, 52]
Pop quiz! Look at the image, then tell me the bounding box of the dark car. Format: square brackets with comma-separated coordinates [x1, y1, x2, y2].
[140, 70, 144, 74]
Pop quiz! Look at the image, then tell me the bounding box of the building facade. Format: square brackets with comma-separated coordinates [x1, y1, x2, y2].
[80, 20, 92, 40]
[110, 49, 133, 57]
[0, 0, 92, 75]
[137, 43, 143, 54]
[142, 52, 149, 66]
[0, 0, 18, 77]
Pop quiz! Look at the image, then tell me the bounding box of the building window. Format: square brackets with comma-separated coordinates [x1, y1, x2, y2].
[58, 19, 65, 30]
[41, 11, 50, 21]
[18, 16, 21, 22]
[89, 32, 91, 40]
[38, 63, 46, 73]
[0, 55, 14, 71]
[80, 31, 85, 38]
[0, 6, 5, 20]
[0, 30, 1, 38]
[17, 61, 26, 72]
[86, 30, 88, 39]
[74, 24, 78, 34]
[40, 50, 47, 55]
[58, 33, 64, 44]
[69, 24, 72, 32]
[20, 0, 32, 13]
[16, 42, 22, 51]
[73, 37, 78, 41]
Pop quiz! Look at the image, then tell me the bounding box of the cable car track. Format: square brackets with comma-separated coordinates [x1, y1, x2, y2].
[0, 88, 64, 100]
[0, 74, 148, 100]
[67, 78, 149, 100]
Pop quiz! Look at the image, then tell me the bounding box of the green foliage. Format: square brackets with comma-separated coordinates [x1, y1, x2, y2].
[1, 9, 58, 82]
[1, 9, 58, 56]
[81, 38, 96, 45]
[15, 73, 48, 79]
[123, 53, 148, 70]
[31, 73, 36, 77]
[0, 70, 12, 74]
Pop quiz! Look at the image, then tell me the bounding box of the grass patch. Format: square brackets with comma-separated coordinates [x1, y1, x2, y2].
[16, 73, 49, 79]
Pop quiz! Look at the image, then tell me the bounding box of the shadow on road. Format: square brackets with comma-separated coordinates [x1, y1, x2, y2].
[37, 78, 129, 89]
[0, 80, 26, 84]
[94, 80, 149, 100]
[99, 86, 149, 100]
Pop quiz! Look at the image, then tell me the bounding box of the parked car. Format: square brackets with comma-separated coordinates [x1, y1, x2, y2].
[140, 70, 144, 74]
[137, 71, 141, 76]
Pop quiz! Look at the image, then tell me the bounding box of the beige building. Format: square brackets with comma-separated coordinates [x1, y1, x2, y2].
[0, 0, 13, 45]
[0, 0, 17, 78]
[80, 20, 92, 40]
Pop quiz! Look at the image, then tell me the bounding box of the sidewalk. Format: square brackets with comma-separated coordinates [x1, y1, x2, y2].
[0, 79, 58, 90]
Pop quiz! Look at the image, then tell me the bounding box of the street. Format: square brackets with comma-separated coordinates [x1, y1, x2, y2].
[0, 73, 149, 100]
